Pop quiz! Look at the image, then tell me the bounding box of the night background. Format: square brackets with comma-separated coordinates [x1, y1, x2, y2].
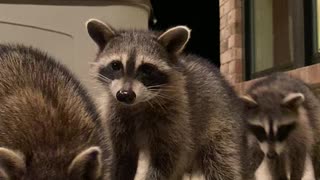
[149, 0, 221, 67]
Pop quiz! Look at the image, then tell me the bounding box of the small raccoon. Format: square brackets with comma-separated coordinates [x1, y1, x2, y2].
[86, 19, 244, 180]
[240, 73, 320, 180]
[0, 44, 109, 179]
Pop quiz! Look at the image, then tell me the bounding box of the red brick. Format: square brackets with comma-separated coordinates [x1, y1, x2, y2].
[220, 15, 228, 30]
[220, 0, 231, 17]
[228, 59, 243, 76]
[221, 48, 243, 64]
[229, 22, 243, 34]
[234, 59, 243, 73]
[220, 40, 228, 53]
[219, 0, 245, 85]
[228, 9, 242, 24]
[220, 63, 229, 74]
[232, 48, 243, 60]
[220, 27, 231, 41]
[228, 34, 242, 48]
[229, 60, 236, 74]
[220, 0, 228, 7]
[229, 0, 242, 9]
[221, 50, 232, 64]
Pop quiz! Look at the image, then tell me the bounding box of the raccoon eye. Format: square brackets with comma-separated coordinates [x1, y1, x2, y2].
[276, 123, 296, 141]
[140, 64, 155, 76]
[110, 61, 122, 71]
[248, 125, 267, 142]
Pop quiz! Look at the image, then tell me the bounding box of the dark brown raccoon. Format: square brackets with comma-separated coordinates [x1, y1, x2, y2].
[0, 44, 109, 180]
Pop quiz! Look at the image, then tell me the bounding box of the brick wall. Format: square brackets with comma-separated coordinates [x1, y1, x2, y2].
[219, 0, 320, 96]
[219, 0, 244, 84]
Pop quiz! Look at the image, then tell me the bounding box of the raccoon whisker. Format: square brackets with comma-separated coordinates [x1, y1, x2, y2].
[151, 93, 186, 103]
[148, 87, 177, 91]
[153, 96, 186, 106]
[147, 84, 178, 88]
[155, 93, 187, 103]
[140, 96, 150, 103]
[97, 74, 111, 83]
[152, 97, 168, 112]
[147, 85, 163, 88]
[147, 95, 167, 111]
[148, 89, 180, 93]
[89, 72, 103, 80]
[97, 74, 107, 79]
[147, 84, 170, 88]
[159, 89, 182, 93]
[145, 99, 156, 110]
[148, 86, 178, 89]
[97, 77, 109, 84]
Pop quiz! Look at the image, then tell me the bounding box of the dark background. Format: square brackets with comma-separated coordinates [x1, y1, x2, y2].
[149, 0, 220, 67]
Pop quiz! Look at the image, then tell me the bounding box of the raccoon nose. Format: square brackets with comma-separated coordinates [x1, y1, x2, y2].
[266, 151, 277, 159]
[116, 90, 136, 104]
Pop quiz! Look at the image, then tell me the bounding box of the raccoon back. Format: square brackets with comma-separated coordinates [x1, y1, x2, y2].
[0, 44, 107, 176]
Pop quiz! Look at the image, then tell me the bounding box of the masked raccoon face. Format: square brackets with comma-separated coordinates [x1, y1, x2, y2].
[247, 117, 297, 159]
[97, 58, 170, 105]
[241, 93, 303, 159]
[86, 19, 191, 105]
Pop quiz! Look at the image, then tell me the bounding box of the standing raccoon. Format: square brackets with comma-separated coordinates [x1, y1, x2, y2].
[86, 19, 244, 180]
[240, 73, 320, 180]
[0, 44, 109, 179]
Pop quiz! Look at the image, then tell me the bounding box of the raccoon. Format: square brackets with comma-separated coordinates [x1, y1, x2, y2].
[240, 73, 320, 180]
[0, 44, 109, 179]
[86, 19, 244, 180]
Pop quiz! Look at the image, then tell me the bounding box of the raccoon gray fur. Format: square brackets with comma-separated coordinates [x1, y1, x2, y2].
[0, 44, 109, 180]
[240, 73, 320, 180]
[86, 19, 244, 180]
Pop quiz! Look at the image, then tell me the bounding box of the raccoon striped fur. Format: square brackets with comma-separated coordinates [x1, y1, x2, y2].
[86, 19, 244, 180]
[0, 44, 109, 180]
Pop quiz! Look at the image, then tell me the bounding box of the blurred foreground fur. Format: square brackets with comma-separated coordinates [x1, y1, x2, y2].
[0, 44, 109, 180]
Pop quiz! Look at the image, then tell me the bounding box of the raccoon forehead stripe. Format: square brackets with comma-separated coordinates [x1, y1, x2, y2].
[135, 55, 171, 71]
[126, 50, 136, 77]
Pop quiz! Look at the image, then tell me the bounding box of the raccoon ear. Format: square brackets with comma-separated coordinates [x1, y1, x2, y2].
[86, 18, 116, 51]
[0, 148, 26, 179]
[158, 26, 191, 54]
[68, 146, 103, 180]
[282, 93, 305, 109]
[240, 95, 258, 108]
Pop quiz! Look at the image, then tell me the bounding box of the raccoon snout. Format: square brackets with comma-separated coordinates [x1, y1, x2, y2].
[266, 151, 277, 159]
[116, 90, 136, 104]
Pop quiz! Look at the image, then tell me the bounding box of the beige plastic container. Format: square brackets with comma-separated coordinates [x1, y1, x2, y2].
[0, 0, 151, 91]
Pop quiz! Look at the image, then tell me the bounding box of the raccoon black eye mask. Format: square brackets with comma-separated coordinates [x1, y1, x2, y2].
[99, 60, 123, 80]
[136, 63, 169, 87]
[248, 123, 296, 142]
[98, 61, 168, 87]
